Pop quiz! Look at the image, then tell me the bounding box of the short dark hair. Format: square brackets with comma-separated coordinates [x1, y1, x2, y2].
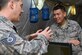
[0, 0, 9, 10]
[53, 4, 66, 12]
[0, 0, 19, 10]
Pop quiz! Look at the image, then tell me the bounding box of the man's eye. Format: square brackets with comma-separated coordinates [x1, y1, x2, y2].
[53, 14, 55, 16]
[21, 4, 23, 7]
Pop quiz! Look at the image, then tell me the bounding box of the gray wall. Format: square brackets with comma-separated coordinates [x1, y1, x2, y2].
[15, 0, 52, 37]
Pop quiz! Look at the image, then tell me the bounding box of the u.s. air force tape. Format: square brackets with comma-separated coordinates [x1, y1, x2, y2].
[1, 33, 16, 45]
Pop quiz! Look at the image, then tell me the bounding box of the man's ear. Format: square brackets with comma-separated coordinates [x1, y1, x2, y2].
[8, 1, 14, 9]
[64, 12, 66, 17]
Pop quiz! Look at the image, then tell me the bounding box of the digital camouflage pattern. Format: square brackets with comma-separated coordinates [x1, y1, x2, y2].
[50, 19, 82, 55]
[0, 16, 48, 55]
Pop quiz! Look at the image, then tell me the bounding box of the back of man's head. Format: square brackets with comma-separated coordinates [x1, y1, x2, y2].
[0, 0, 9, 10]
[0, 0, 19, 10]
[53, 4, 66, 12]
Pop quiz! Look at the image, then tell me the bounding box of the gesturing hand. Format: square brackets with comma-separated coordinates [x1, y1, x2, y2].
[39, 27, 53, 40]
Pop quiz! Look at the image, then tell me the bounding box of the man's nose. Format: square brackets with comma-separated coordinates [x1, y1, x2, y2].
[55, 15, 58, 18]
[21, 10, 24, 13]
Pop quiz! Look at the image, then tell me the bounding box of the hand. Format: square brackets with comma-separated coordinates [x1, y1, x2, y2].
[29, 29, 42, 40]
[39, 27, 53, 40]
[68, 39, 80, 46]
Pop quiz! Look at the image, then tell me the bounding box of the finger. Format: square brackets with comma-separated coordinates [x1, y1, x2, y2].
[30, 33, 37, 36]
[44, 27, 50, 31]
[47, 29, 52, 33]
[36, 29, 43, 33]
[48, 33, 53, 38]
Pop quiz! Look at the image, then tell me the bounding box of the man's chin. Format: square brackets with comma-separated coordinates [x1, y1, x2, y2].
[12, 19, 20, 22]
[56, 21, 61, 24]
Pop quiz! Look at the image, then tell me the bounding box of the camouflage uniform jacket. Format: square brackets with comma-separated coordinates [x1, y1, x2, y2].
[50, 19, 82, 55]
[0, 16, 48, 55]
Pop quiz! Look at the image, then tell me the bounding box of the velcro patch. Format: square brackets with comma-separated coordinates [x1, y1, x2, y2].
[1, 33, 16, 45]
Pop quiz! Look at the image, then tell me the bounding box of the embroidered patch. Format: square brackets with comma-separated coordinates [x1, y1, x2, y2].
[1, 33, 16, 45]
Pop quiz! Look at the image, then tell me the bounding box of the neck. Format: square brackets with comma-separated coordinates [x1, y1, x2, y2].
[0, 10, 11, 21]
[58, 19, 66, 26]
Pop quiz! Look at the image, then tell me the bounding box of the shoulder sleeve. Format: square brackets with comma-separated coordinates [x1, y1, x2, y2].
[0, 29, 48, 55]
[71, 22, 82, 46]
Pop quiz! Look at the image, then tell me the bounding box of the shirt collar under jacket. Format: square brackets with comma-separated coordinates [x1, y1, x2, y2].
[61, 19, 68, 29]
[55, 19, 70, 29]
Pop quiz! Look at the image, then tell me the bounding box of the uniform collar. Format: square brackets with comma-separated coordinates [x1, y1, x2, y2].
[60, 19, 68, 29]
[56, 19, 70, 29]
[0, 16, 14, 28]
